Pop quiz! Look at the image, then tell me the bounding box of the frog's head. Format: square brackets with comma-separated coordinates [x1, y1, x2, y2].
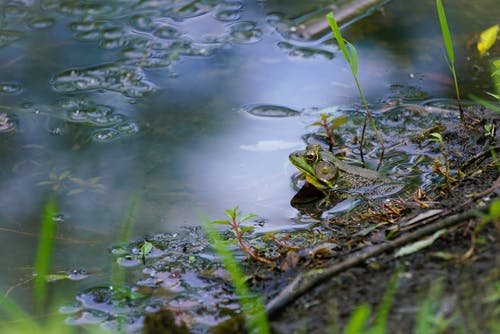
[289, 144, 338, 191]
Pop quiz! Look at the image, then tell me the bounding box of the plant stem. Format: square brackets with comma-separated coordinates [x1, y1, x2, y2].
[353, 75, 385, 169]
[451, 69, 465, 123]
[231, 217, 273, 266]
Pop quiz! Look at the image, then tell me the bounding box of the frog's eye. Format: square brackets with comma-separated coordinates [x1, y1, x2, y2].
[314, 161, 337, 182]
[305, 150, 318, 163]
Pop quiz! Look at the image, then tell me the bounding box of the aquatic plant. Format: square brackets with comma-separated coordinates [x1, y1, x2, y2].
[309, 114, 347, 150]
[210, 206, 273, 265]
[326, 12, 385, 168]
[435, 0, 465, 123]
[0, 200, 111, 334]
[203, 215, 270, 334]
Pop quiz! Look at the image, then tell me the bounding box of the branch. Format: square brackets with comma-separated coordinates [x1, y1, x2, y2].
[266, 204, 490, 317]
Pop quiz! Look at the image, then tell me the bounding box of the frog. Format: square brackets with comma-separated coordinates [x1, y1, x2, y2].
[289, 143, 385, 200]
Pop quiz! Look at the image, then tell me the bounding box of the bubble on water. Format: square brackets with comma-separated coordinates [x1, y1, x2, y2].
[214, 9, 241, 22]
[70, 21, 99, 33]
[227, 21, 262, 44]
[92, 128, 120, 142]
[0, 82, 22, 95]
[67, 269, 89, 280]
[278, 41, 334, 60]
[0, 29, 24, 48]
[4, 4, 28, 18]
[116, 120, 139, 135]
[74, 30, 101, 42]
[52, 64, 156, 97]
[101, 26, 123, 40]
[99, 37, 127, 50]
[221, 0, 243, 11]
[153, 25, 181, 39]
[168, 1, 215, 21]
[117, 256, 141, 267]
[0, 113, 17, 133]
[48, 2, 117, 18]
[28, 17, 55, 30]
[129, 14, 155, 31]
[67, 109, 89, 122]
[241, 104, 300, 117]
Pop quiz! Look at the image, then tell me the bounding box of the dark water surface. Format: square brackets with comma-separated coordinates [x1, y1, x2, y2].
[0, 0, 497, 318]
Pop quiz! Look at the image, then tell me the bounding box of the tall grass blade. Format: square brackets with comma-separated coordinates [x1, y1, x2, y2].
[326, 13, 351, 65]
[33, 199, 58, 315]
[203, 219, 270, 334]
[435, 0, 465, 122]
[346, 41, 359, 76]
[436, 0, 454, 64]
[343, 304, 370, 334]
[372, 273, 399, 333]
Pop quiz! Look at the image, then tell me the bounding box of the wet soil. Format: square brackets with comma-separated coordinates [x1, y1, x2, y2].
[268, 165, 499, 334]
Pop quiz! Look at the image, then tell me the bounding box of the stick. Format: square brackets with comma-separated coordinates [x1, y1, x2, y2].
[266, 205, 489, 317]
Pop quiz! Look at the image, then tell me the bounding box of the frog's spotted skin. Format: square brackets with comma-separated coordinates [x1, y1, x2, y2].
[289, 143, 383, 196]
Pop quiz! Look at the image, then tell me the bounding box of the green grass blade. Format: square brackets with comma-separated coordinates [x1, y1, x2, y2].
[33, 199, 58, 314]
[326, 13, 351, 64]
[343, 304, 371, 334]
[436, 0, 455, 64]
[346, 41, 359, 76]
[372, 273, 399, 333]
[203, 218, 270, 334]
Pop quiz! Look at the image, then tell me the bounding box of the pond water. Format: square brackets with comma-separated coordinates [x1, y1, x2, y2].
[0, 0, 497, 323]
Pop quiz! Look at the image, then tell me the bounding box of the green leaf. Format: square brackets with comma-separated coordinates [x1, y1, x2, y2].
[428, 132, 443, 144]
[395, 229, 446, 257]
[346, 41, 359, 76]
[436, 0, 455, 64]
[344, 304, 371, 334]
[329, 115, 348, 131]
[211, 219, 231, 225]
[225, 206, 238, 219]
[240, 226, 255, 234]
[326, 13, 351, 64]
[489, 199, 500, 218]
[141, 241, 153, 255]
[240, 213, 256, 222]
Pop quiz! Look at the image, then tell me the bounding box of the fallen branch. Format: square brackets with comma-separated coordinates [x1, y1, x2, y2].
[266, 204, 490, 317]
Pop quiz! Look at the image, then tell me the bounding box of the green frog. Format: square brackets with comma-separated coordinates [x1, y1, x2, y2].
[289, 143, 383, 198]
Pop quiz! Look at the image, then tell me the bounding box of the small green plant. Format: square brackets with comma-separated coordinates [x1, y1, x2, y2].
[435, 0, 465, 123]
[326, 12, 385, 168]
[309, 114, 347, 150]
[203, 216, 270, 334]
[428, 132, 456, 184]
[211, 206, 273, 265]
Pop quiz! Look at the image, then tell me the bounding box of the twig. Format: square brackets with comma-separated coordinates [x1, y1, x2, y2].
[265, 204, 490, 317]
